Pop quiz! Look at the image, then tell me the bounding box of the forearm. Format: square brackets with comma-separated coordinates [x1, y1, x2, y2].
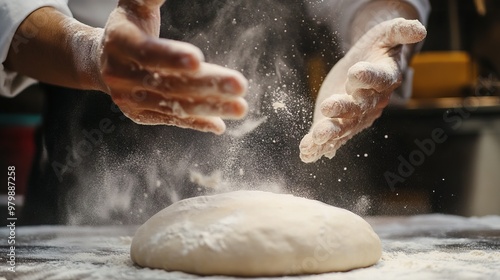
[4, 7, 106, 92]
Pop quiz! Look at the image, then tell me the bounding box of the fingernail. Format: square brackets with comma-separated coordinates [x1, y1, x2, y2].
[312, 120, 339, 145]
[180, 56, 197, 69]
[321, 100, 339, 117]
[299, 134, 316, 153]
[222, 79, 239, 94]
[300, 152, 319, 163]
[325, 152, 336, 159]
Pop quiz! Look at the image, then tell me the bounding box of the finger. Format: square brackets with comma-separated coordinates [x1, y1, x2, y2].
[318, 139, 344, 160]
[300, 151, 321, 164]
[109, 63, 247, 97]
[113, 88, 247, 119]
[152, 64, 247, 96]
[321, 134, 354, 159]
[109, 0, 211, 71]
[323, 150, 337, 160]
[138, 91, 248, 119]
[125, 110, 226, 134]
[301, 106, 384, 163]
[158, 97, 248, 120]
[314, 128, 357, 160]
[118, 0, 166, 13]
[300, 133, 350, 163]
[379, 18, 427, 47]
[347, 61, 400, 94]
[135, 38, 205, 71]
[105, 26, 204, 71]
[320, 94, 364, 118]
[299, 133, 318, 155]
[311, 119, 342, 145]
[311, 118, 354, 145]
[299, 138, 322, 163]
[165, 63, 248, 96]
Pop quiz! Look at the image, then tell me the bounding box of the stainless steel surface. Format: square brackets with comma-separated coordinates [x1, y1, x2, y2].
[1, 215, 499, 280]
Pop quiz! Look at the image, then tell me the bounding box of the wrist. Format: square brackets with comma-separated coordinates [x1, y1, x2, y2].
[84, 28, 108, 93]
[349, 1, 420, 47]
[63, 18, 107, 92]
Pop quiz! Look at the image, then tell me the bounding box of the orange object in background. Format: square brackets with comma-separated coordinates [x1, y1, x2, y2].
[411, 51, 477, 99]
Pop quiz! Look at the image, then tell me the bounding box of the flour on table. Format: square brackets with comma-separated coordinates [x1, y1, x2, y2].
[2, 215, 499, 279]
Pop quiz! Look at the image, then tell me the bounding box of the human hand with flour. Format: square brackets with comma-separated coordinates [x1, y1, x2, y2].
[101, 0, 248, 134]
[5, 0, 248, 135]
[300, 18, 427, 163]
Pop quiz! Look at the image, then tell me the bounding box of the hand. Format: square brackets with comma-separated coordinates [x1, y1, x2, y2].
[99, 0, 248, 134]
[300, 18, 426, 163]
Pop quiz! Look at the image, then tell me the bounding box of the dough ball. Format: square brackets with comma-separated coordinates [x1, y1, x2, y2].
[130, 190, 381, 276]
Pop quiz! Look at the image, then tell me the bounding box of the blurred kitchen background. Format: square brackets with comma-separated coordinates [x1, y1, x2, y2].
[368, 0, 500, 216]
[1, 0, 499, 218]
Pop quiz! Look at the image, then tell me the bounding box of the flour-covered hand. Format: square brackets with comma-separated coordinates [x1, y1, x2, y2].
[100, 0, 248, 134]
[300, 18, 426, 163]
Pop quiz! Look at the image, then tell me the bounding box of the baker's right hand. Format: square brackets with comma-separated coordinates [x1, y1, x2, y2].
[99, 0, 248, 134]
[299, 18, 426, 162]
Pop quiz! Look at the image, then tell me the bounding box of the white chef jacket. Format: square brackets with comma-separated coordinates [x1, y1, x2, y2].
[0, 0, 71, 97]
[0, 0, 429, 97]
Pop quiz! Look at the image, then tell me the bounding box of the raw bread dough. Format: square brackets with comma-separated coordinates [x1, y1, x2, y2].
[130, 191, 381, 276]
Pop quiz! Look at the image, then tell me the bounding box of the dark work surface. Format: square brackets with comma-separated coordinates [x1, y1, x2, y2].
[0, 214, 499, 280]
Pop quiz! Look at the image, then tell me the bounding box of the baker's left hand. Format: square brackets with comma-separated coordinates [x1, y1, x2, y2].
[300, 18, 426, 163]
[99, 0, 248, 135]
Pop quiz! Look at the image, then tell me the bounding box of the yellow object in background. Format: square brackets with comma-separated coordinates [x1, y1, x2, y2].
[411, 51, 477, 99]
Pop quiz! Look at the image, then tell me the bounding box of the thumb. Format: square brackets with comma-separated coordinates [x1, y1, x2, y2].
[118, 0, 165, 11]
[346, 60, 401, 94]
[360, 18, 427, 48]
[107, 0, 164, 38]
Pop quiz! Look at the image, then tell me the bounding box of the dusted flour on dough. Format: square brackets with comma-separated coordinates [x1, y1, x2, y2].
[130, 191, 381, 276]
